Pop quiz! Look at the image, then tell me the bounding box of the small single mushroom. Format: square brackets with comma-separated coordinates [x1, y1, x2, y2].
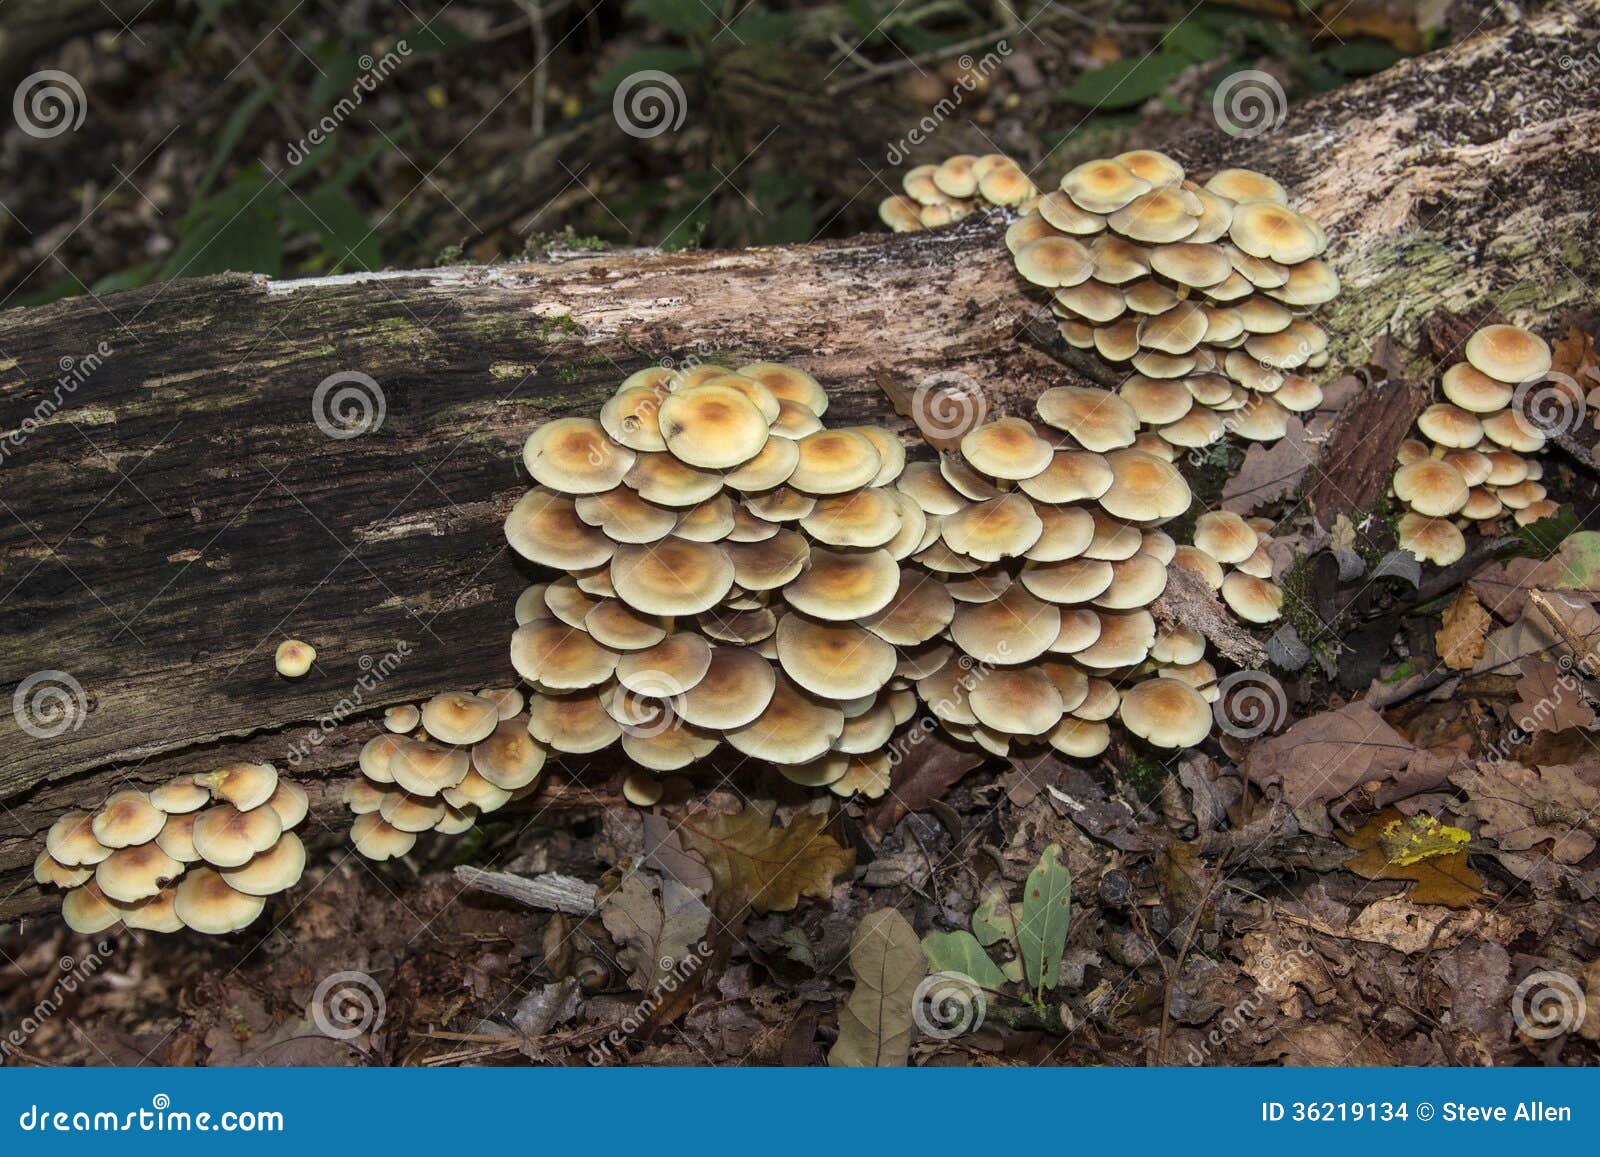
[155, 812, 202, 863]
[610, 537, 736, 616]
[527, 689, 623, 753]
[785, 547, 901, 620]
[725, 675, 845, 764]
[34, 849, 93, 889]
[861, 570, 958, 646]
[1107, 187, 1201, 244]
[92, 790, 166, 849]
[1394, 459, 1470, 517]
[1048, 717, 1111, 758]
[388, 738, 473, 797]
[359, 733, 406, 784]
[622, 771, 665, 807]
[800, 489, 903, 549]
[1119, 677, 1212, 748]
[221, 832, 307, 897]
[1416, 404, 1484, 449]
[675, 647, 778, 729]
[1441, 363, 1513, 413]
[505, 487, 616, 569]
[969, 666, 1064, 736]
[1060, 159, 1151, 214]
[1229, 201, 1323, 264]
[658, 383, 770, 469]
[1014, 236, 1094, 288]
[192, 804, 283, 868]
[510, 621, 620, 690]
[174, 868, 266, 934]
[95, 842, 184, 903]
[738, 363, 830, 416]
[1220, 572, 1285, 623]
[275, 639, 317, 678]
[1094, 555, 1169, 610]
[600, 384, 669, 452]
[264, 780, 310, 829]
[120, 888, 184, 934]
[1192, 511, 1259, 565]
[949, 585, 1060, 665]
[523, 417, 636, 493]
[47, 810, 113, 867]
[775, 615, 897, 700]
[1516, 500, 1560, 526]
[1026, 505, 1096, 563]
[1481, 409, 1546, 454]
[350, 813, 418, 861]
[1397, 512, 1467, 566]
[342, 779, 389, 815]
[1203, 168, 1287, 205]
[1099, 450, 1191, 522]
[1465, 324, 1552, 384]
[62, 881, 124, 935]
[1036, 387, 1139, 451]
[149, 778, 210, 814]
[421, 691, 501, 746]
[196, 761, 279, 812]
[941, 494, 1045, 563]
[1075, 609, 1157, 669]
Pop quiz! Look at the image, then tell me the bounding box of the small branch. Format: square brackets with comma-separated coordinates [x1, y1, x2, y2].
[453, 866, 597, 914]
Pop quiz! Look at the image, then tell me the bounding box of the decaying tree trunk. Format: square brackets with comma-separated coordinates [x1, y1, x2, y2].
[0, 2, 1596, 920]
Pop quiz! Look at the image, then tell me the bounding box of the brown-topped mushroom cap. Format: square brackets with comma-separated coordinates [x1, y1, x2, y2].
[523, 417, 635, 494]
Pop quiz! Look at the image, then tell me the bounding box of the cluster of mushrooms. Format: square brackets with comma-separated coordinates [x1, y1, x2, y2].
[344, 689, 543, 859]
[37, 763, 308, 935]
[877, 153, 1040, 232]
[1394, 323, 1560, 564]
[497, 359, 1295, 801]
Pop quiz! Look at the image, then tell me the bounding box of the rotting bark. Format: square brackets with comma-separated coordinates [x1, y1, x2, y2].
[0, 3, 1597, 919]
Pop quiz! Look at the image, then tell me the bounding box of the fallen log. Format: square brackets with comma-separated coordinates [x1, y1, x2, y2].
[0, 2, 1596, 919]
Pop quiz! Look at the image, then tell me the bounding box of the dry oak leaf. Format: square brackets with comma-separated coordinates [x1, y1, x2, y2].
[828, 907, 926, 1067]
[599, 870, 712, 992]
[678, 801, 855, 917]
[1221, 415, 1315, 515]
[1511, 657, 1595, 735]
[1344, 895, 1518, 955]
[1243, 700, 1414, 809]
[1450, 761, 1600, 863]
[1338, 808, 1483, 908]
[1438, 587, 1491, 671]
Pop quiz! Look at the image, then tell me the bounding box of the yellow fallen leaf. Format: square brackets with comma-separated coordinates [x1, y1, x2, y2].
[1437, 586, 1490, 670]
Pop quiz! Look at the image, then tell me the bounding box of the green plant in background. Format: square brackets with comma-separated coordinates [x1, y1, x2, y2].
[922, 844, 1073, 1019]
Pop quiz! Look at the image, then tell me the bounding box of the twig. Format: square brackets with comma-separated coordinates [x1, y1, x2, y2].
[452, 865, 597, 914]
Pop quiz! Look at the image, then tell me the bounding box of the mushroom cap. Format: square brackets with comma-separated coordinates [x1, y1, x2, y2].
[1441, 363, 1513, 413]
[527, 689, 622, 754]
[746, 485, 817, 523]
[775, 615, 897, 700]
[1075, 608, 1156, 668]
[800, 488, 903, 548]
[941, 494, 1044, 562]
[788, 429, 883, 495]
[195, 761, 280, 813]
[120, 887, 184, 934]
[949, 585, 1060, 666]
[1417, 404, 1484, 449]
[1465, 324, 1552, 384]
[1204, 168, 1288, 204]
[1021, 557, 1113, 604]
[610, 537, 735, 616]
[1025, 504, 1096, 562]
[600, 384, 669, 452]
[960, 417, 1056, 481]
[1048, 717, 1111, 758]
[574, 486, 678, 544]
[879, 194, 924, 232]
[1036, 192, 1107, 236]
[1152, 624, 1207, 665]
[155, 812, 201, 863]
[150, 778, 211, 814]
[861, 569, 957, 646]
[1099, 449, 1191, 522]
[1460, 487, 1505, 521]
[977, 159, 1036, 206]
[1220, 572, 1285, 623]
[1171, 545, 1226, 589]
[92, 791, 166, 849]
[1082, 509, 1143, 560]
[1229, 201, 1323, 264]
[969, 666, 1064, 736]
[1036, 387, 1138, 451]
[622, 770, 666, 807]
[388, 738, 472, 797]
[657, 384, 770, 469]
[939, 453, 1005, 501]
[221, 832, 306, 896]
[769, 399, 824, 440]
[1109, 187, 1201, 244]
[1049, 608, 1104, 655]
[1061, 159, 1150, 213]
[1095, 554, 1169, 609]
[897, 460, 968, 515]
[735, 363, 829, 416]
[1484, 451, 1530, 486]
[1150, 242, 1232, 288]
[1496, 479, 1548, 510]
[510, 621, 619, 690]
[1014, 236, 1094, 288]
[95, 842, 183, 903]
[1115, 149, 1185, 186]
[192, 803, 283, 868]
[1193, 511, 1259, 565]
[785, 547, 901, 620]
[47, 810, 113, 867]
[1272, 374, 1323, 413]
[1018, 450, 1113, 503]
[1228, 394, 1291, 442]
[1119, 375, 1195, 426]
[1009, 211, 1062, 253]
[441, 768, 512, 814]
[172, 867, 265, 934]
[505, 487, 616, 569]
[677, 646, 778, 729]
[358, 733, 406, 784]
[35, 849, 93, 889]
[1119, 677, 1212, 748]
[617, 632, 714, 696]
[584, 599, 668, 651]
[1090, 236, 1152, 285]
[725, 675, 845, 764]
[265, 780, 310, 830]
[350, 813, 418, 861]
[1481, 409, 1546, 454]
[421, 691, 502, 746]
[1137, 301, 1208, 356]
[1054, 279, 1127, 324]
[274, 639, 316, 678]
[1397, 512, 1467, 566]
[622, 452, 725, 507]
[1515, 499, 1560, 526]
[471, 717, 548, 790]
[1271, 258, 1340, 306]
[723, 434, 801, 492]
[523, 417, 635, 494]
[1393, 459, 1470, 517]
[62, 881, 124, 934]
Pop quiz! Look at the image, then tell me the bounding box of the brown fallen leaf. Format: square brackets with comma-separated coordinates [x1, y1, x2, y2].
[1221, 415, 1315, 515]
[1242, 700, 1414, 808]
[1338, 808, 1483, 908]
[1451, 760, 1600, 863]
[1437, 587, 1491, 670]
[599, 871, 712, 992]
[875, 370, 987, 452]
[679, 801, 855, 917]
[1511, 658, 1595, 734]
[827, 908, 925, 1067]
[868, 730, 985, 833]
